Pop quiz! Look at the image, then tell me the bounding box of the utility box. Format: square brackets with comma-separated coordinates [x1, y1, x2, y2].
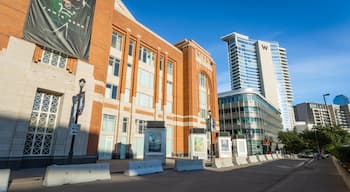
[189, 128, 207, 160]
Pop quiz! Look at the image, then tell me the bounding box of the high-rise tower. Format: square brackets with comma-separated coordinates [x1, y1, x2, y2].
[221, 32, 294, 131]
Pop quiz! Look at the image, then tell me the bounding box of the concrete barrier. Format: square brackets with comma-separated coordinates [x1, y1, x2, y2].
[257, 155, 267, 162]
[276, 154, 282, 159]
[234, 157, 248, 166]
[247, 155, 259, 164]
[285, 154, 291, 159]
[125, 160, 163, 176]
[0, 169, 10, 192]
[272, 154, 278, 159]
[265, 154, 273, 161]
[175, 159, 204, 171]
[214, 158, 234, 168]
[43, 163, 111, 187]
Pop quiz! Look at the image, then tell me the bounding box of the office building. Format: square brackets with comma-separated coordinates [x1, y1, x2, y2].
[294, 102, 332, 127]
[221, 32, 294, 132]
[294, 102, 350, 131]
[341, 105, 350, 132]
[218, 88, 282, 155]
[0, 0, 219, 168]
[328, 105, 349, 129]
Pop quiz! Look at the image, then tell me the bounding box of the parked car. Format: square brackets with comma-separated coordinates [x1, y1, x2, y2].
[297, 152, 313, 158]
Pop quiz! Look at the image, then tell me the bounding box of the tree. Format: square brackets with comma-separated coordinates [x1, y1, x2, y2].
[278, 131, 305, 153]
[277, 125, 350, 155]
[301, 125, 350, 154]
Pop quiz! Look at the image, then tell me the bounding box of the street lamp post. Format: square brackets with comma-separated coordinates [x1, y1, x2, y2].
[68, 78, 86, 162]
[323, 93, 330, 106]
[323, 93, 330, 125]
[208, 110, 214, 164]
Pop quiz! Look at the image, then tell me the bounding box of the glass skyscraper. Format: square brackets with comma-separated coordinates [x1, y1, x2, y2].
[221, 32, 294, 131]
[333, 95, 350, 105]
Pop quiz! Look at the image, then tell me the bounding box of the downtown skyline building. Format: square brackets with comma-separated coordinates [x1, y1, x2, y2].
[221, 32, 294, 132]
[294, 102, 350, 132]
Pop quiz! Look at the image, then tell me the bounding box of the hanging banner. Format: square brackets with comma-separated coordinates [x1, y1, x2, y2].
[23, 0, 96, 59]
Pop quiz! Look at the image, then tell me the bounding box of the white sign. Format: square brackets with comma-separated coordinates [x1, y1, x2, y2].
[70, 124, 81, 135]
[144, 128, 166, 163]
[189, 134, 207, 160]
[217, 137, 232, 158]
[232, 138, 248, 157]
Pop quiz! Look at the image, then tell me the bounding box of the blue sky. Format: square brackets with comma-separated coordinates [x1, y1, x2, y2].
[123, 0, 350, 105]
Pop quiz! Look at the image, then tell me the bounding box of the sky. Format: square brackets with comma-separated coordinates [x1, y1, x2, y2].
[123, 0, 350, 105]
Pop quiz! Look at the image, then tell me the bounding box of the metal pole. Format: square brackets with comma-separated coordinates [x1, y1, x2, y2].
[209, 112, 212, 163]
[68, 86, 83, 161]
[323, 93, 330, 125]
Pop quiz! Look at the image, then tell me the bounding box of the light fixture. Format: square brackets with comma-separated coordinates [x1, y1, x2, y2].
[79, 78, 86, 89]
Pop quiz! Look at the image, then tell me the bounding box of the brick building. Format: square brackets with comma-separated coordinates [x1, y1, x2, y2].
[0, 0, 219, 168]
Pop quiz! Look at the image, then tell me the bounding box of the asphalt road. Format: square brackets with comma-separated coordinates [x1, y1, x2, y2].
[10, 159, 349, 192]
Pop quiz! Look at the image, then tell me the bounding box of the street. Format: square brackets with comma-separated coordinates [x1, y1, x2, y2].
[10, 159, 349, 192]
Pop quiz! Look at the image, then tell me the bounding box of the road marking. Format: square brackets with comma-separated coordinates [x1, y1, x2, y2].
[276, 165, 291, 169]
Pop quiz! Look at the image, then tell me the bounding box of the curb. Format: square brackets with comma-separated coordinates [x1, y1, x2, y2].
[332, 156, 350, 190]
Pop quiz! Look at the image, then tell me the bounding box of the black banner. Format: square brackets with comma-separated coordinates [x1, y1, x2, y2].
[23, 0, 96, 59]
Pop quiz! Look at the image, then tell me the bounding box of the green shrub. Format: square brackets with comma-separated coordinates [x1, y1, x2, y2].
[331, 146, 350, 163]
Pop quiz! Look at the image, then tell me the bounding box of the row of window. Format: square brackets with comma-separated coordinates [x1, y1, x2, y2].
[219, 94, 279, 114]
[101, 114, 146, 135]
[111, 31, 174, 75]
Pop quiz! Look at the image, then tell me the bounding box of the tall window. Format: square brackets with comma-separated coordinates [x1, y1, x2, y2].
[158, 77, 163, 108]
[135, 119, 146, 134]
[111, 31, 123, 51]
[124, 63, 132, 103]
[158, 57, 164, 110]
[199, 73, 208, 118]
[167, 61, 173, 75]
[102, 114, 115, 132]
[166, 80, 173, 113]
[106, 84, 117, 99]
[41, 47, 68, 69]
[166, 81, 173, 99]
[128, 40, 135, 56]
[23, 91, 61, 156]
[137, 69, 154, 89]
[199, 73, 206, 88]
[166, 101, 172, 113]
[108, 56, 120, 77]
[136, 92, 153, 108]
[159, 57, 163, 71]
[122, 117, 129, 133]
[139, 47, 155, 66]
